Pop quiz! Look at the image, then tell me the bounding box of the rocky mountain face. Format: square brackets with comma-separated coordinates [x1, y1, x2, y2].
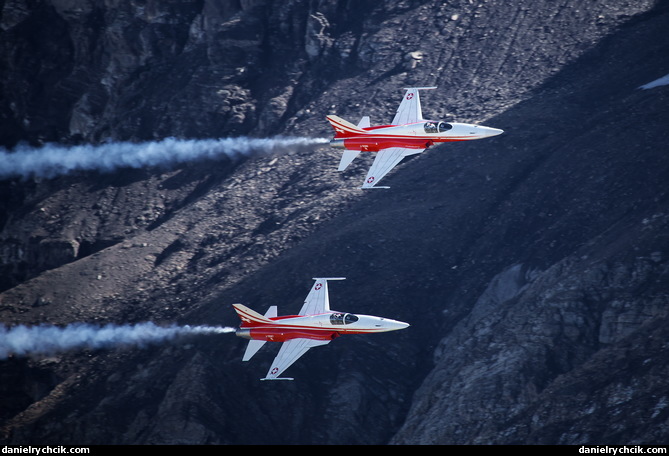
[1, 0, 669, 445]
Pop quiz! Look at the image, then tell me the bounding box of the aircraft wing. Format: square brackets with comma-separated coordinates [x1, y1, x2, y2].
[361, 147, 424, 189]
[391, 87, 437, 125]
[262, 338, 331, 380]
[298, 277, 345, 316]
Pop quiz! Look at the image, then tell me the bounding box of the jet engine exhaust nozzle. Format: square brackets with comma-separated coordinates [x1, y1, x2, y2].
[330, 139, 345, 149]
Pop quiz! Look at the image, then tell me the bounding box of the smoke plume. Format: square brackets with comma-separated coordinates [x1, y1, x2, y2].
[0, 322, 235, 359]
[0, 136, 329, 180]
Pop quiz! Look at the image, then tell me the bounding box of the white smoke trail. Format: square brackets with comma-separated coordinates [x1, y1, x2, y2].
[0, 322, 235, 359]
[0, 136, 330, 180]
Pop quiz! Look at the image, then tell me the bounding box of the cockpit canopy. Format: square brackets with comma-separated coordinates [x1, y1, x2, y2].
[424, 121, 453, 134]
[330, 313, 359, 325]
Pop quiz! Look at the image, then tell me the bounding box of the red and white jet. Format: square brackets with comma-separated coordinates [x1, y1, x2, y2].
[326, 86, 503, 189]
[233, 277, 409, 380]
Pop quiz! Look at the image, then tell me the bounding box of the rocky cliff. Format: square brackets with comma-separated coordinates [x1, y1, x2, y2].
[1, 0, 669, 445]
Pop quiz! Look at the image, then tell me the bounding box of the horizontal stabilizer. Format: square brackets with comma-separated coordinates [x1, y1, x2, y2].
[260, 377, 295, 381]
[357, 116, 370, 128]
[338, 150, 360, 171]
[243, 339, 266, 361]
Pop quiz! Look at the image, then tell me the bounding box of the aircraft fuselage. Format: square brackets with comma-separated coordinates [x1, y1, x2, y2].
[235, 312, 409, 343]
[329, 120, 503, 152]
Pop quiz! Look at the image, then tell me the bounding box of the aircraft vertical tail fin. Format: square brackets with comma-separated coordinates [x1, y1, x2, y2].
[234, 304, 278, 361]
[232, 303, 274, 326]
[326, 115, 366, 138]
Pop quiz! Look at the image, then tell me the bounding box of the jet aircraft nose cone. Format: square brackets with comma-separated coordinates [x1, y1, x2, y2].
[387, 319, 410, 331]
[486, 127, 504, 137]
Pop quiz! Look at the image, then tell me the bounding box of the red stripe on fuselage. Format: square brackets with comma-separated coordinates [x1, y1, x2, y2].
[362, 124, 395, 131]
[246, 327, 338, 342]
[350, 134, 484, 141]
[337, 134, 486, 152]
[245, 325, 389, 342]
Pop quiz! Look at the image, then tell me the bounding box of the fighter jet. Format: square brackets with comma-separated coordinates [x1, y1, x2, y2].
[326, 87, 504, 189]
[233, 277, 409, 380]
